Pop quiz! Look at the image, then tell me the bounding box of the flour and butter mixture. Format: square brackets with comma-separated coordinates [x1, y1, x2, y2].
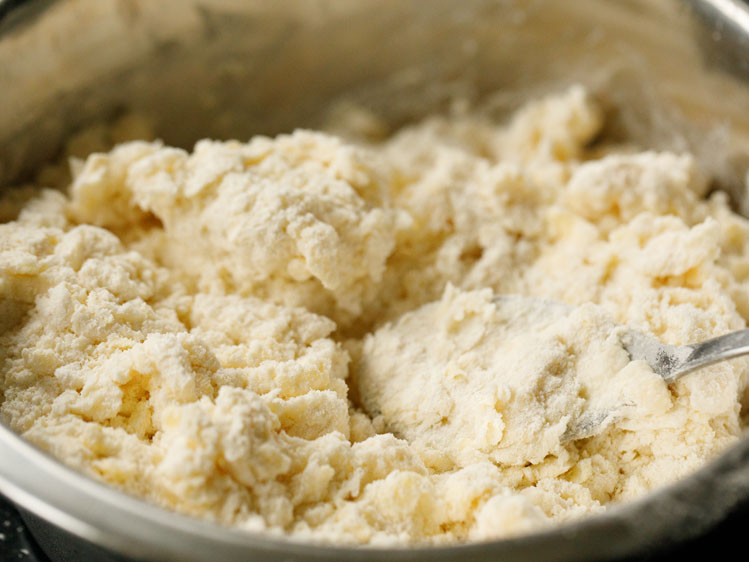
[2, 86, 748, 544]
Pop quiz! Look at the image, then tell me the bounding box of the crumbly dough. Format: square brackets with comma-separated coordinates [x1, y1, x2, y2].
[1, 86, 748, 545]
[356, 289, 663, 470]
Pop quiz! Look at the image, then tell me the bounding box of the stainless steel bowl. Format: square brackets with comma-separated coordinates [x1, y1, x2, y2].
[1, 1, 748, 560]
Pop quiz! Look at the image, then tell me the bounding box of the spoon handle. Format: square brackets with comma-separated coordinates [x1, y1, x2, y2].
[673, 328, 749, 380]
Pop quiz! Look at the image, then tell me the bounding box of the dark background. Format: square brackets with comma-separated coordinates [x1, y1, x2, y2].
[2, 490, 749, 562]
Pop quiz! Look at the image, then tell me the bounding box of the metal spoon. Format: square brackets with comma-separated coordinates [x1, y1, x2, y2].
[563, 327, 749, 441]
[621, 327, 749, 383]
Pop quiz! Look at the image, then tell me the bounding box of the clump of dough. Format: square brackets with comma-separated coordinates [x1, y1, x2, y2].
[68, 131, 409, 319]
